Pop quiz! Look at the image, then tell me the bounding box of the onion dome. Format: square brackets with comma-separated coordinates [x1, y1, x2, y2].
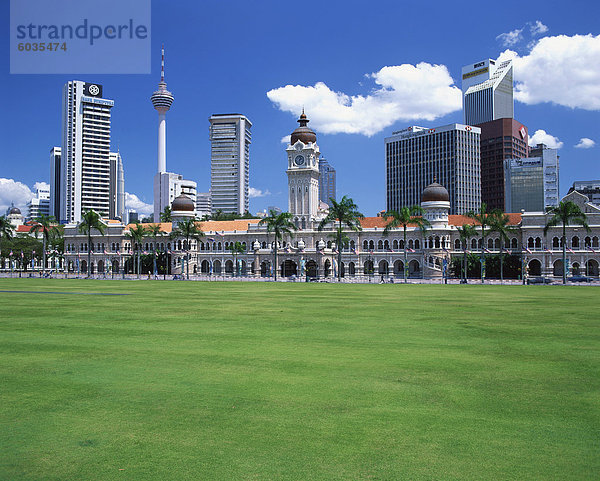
[290, 110, 317, 145]
[171, 194, 195, 212]
[9, 205, 21, 215]
[422, 182, 449, 202]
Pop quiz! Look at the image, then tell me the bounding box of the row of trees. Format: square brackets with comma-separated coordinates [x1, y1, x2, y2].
[0, 214, 64, 272]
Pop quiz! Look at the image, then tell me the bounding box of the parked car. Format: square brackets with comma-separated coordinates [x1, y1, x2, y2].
[527, 277, 553, 285]
[568, 275, 593, 283]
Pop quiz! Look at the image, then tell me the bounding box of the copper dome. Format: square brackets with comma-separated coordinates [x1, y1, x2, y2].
[171, 194, 195, 212]
[422, 182, 449, 202]
[290, 111, 316, 145]
[8, 206, 21, 215]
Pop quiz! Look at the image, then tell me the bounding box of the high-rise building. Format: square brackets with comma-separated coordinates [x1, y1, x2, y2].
[60, 81, 114, 223]
[569, 180, 600, 206]
[49, 146, 61, 219]
[385, 124, 481, 215]
[209, 114, 252, 215]
[462, 58, 513, 125]
[109, 152, 125, 220]
[504, 143, 559, 212]
[27, 185, 50, 221]
[478, 118, 529, 211]
[196, 192, 211, 219]
[318, 158, 336, 207]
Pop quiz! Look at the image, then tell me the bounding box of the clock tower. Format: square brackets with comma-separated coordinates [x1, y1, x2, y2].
[286, 111, 321, 229]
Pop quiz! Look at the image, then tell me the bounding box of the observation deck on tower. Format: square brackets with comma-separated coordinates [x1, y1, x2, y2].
[151, 46, 174, 113]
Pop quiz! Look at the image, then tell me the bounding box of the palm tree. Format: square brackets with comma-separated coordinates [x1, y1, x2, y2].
[227, 241, 246, 277]
[160, 206, 172, 223]
[29, 214, 57, 274]
[318, 196, 364, 281]
[125, 222, 147, 278]
[544, 201, 590, 284]
[0, 216, 14, 241]
[456, 224, 477, 283]
[488, 212, 516, 284]
[170, 219, 204, 280]
[48, 225, 64, 273]
[145, 224, 165, 277]
[382, 205, 430, 283]
[78, 210, 105, 277]
[466, 203, 495, 283]
[259, 210, 297, 281]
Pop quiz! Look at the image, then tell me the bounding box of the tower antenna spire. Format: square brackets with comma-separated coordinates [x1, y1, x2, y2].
[161, 44, 165, 82]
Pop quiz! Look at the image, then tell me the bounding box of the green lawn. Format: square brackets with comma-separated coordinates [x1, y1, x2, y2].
[1, 278, 599, 480]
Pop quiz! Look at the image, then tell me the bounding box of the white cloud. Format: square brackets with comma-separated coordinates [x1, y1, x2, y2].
[249, 187, 271, 198]
[0, 178, 37, 214]
[33, 181, 50, 192]
[528, 129, 563, 149]
[499, 34, 600, 110]
[280, 135, 291, 144]
[267, 62, 461, 136]
[529, 20, 549, 36]
[496, 28, 523, 47]
[125, 192, 153, 216]
[575, 137, 596, 149]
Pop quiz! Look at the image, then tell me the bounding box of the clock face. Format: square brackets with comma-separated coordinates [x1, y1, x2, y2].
[294, 155, 305, 166]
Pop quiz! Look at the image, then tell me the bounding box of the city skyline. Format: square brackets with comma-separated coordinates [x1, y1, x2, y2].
[1, 0, 599, 217]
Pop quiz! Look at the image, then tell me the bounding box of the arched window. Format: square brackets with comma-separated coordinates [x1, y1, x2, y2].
[242, 242, 246, 250]
[593, 236, 599, 248]
[408, 239, 414, 249]
[585, 236, 591, 247]
[327, 241, 332, 249]
[528, 237, 534, 248]
[471, 239, 477, 249]
[218, 242, 222, 250]
[415, 239, 420, 249]
[384, 240, 390, 250]
[478, 239, 482, 248]
[455, 239, 461, 250]
[393, 240, 398, 250]
[535, 237, 541, 249]
[553, 237, 559, 248]
[488, 238, 494, 249]
[262, 241, 267, 249]
[378, 240, 383, 250]
[350, 240, 355, 249]
[369, 240, 375, 250]
[363, 240, 368, 250]
[572, 236, 579, 248]
[399, 239, 405, 249]
[435, 236, 440, 249]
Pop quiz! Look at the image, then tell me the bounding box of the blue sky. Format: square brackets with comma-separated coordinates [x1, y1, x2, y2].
[1, 0, 599, 216]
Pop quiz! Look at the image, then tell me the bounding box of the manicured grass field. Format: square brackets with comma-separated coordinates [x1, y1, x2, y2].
[1, 278, 599, 480]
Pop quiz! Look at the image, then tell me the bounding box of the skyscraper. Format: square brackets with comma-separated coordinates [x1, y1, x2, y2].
[504, 143, 559, 212]
[209, 114, 252, 214]
[60, 81, 114, 223]
[478, 118, 529, 211]
[318, 158, 336, 207]
[109, 151, 125, 220]
[385, 124, 481, 215]
[49, 146, 61, 219]
[27, 185, 50, 221]
[151, 46, 175, 221]
[462, 58, 513, 125]
[196, 192, 212, 219]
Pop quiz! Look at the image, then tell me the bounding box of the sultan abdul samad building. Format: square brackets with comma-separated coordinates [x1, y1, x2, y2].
[61, 113, 600, 279]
